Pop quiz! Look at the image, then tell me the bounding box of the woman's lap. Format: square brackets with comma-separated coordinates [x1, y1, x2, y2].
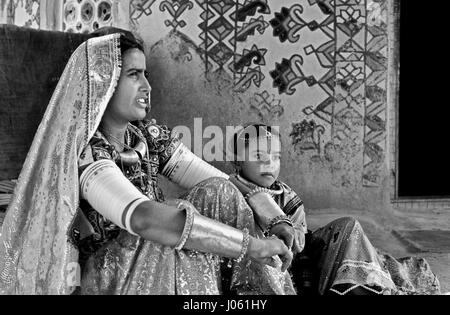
[79, 177, 295, 295]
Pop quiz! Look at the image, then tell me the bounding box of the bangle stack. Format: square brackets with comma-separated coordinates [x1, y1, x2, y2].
[264, 215, 293, 237]
[235, 228, 250, 263]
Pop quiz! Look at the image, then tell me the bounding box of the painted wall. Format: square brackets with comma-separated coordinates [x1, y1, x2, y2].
[130, 0, 392, 213]
[1, 0, 395, 213]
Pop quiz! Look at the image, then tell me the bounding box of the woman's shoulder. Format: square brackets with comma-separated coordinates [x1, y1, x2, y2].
[78, 131, 117, 173]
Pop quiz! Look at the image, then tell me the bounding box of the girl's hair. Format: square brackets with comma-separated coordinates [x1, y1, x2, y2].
[90, 27, 144, 55]
[232, 123, 281, 159]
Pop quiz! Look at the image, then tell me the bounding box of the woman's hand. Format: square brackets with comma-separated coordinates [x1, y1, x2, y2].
[269, 223, 302, 254]
[247, 235, 293, 272]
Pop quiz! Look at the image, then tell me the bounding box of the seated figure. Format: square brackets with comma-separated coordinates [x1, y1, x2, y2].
[227, 123, 441, 295]
[0, 28, 295, 295]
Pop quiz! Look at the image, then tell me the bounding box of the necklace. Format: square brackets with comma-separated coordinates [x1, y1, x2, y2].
[235, 173, 283, 196]
[100, 124, 148, 166]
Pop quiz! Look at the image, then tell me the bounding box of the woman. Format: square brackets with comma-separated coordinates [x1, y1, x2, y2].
[227, 123, 441, 295]
[0, 29, 295, 295]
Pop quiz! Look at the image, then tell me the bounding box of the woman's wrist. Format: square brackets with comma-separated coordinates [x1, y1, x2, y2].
[246, 236, 258, 260]
[247, 235, 269, 261]
[235, 228, 250, 263]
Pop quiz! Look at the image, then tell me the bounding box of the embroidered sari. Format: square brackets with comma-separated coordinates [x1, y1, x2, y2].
[0, 34, 295, 295]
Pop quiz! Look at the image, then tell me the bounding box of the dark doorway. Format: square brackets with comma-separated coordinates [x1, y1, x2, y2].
[397, 1, 450, 198]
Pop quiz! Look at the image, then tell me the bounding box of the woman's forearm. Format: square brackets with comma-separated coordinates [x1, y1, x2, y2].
[130, 199, 246, 259]
[129, 199, 293, 271]
[130, 200, 186, 246]
[130, 200, 245, 258]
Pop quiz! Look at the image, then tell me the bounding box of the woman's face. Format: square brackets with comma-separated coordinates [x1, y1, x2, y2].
[105, 48, 151, 123]
[239, 136, 281, 187]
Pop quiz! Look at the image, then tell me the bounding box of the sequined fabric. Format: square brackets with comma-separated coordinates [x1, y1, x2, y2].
[182, 178, 296, 295]
[79, 230, 222, 295]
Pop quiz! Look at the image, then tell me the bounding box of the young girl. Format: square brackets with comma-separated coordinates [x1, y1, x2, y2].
[229, 123, 441, 295]
[229, 124, 307, 254]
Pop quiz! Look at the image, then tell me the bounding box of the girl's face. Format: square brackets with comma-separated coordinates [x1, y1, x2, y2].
[239, 136, 281, 187]
[104, 48, 151, 124]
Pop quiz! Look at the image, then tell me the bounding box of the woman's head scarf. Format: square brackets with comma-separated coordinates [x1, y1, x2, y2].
[0, 33, 122, 294]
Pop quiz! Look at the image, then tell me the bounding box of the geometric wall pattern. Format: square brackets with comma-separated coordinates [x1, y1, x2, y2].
[130, 0, 388, 188]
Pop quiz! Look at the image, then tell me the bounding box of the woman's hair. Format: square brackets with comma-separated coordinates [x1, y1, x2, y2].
[90, 26, 144, 55]
[232, 123, 281, 159]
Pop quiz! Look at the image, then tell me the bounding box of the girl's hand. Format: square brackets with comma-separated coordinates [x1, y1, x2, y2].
[270, 223, 302, 254]
[247, 235, 293, 272]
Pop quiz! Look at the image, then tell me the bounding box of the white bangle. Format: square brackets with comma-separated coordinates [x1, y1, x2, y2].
[162, 143, 229, 189]
[80, 159, 149, 231]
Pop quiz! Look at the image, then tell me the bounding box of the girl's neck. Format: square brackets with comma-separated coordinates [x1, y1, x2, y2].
[236, 173, 259, 189]
[235, 172, 283, 195]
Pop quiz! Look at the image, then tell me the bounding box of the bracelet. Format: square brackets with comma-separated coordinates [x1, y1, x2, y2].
[245, 187, 276, 200]
[235, 228, 250, 263]
[174, 203, 195, 250]
[264, 215, 293, 236]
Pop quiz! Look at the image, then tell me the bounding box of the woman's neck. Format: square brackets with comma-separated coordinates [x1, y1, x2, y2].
[100, 118, 129, 152]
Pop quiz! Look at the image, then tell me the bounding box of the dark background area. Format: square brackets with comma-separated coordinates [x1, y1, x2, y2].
[398, 1, 449, 198]
[0, 25, 90, 180]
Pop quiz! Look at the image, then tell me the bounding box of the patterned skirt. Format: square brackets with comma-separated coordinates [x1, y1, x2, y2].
[291, 217, 441, 295]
